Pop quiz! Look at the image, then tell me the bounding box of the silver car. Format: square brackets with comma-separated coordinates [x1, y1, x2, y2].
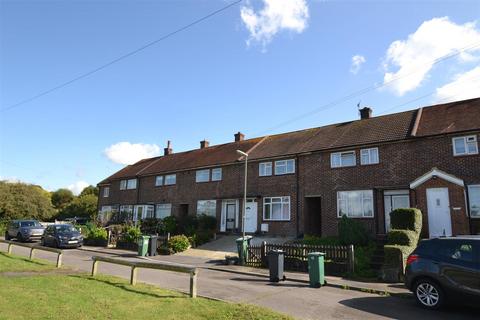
[5, 220, 45, 242]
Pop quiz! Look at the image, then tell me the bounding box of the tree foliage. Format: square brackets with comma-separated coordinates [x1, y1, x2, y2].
[58, 194, 98, 220]
[0, 181, 55, 221]
[51, 188, 74, 210]
[79, 185, 99, 197]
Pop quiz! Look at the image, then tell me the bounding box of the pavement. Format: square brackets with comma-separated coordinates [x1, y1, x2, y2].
[1, 242, 478, 320]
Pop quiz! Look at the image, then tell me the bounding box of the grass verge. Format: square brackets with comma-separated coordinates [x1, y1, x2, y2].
[0, 252, 56, 272]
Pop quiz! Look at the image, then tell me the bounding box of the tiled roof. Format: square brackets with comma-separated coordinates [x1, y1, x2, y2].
[414, 98, 480, 137]
[248, 109, 417, 159]
[98, 97, 480, 184]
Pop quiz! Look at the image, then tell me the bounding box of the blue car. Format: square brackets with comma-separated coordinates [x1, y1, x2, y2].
[41, 224, 83, 248]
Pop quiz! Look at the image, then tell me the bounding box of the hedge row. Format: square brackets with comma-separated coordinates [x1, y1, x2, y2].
[390, 208, 422, 234]
[387, 229, 418, 246]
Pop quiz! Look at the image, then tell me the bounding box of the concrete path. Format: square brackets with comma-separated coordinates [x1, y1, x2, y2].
[1, 243, 478, 320]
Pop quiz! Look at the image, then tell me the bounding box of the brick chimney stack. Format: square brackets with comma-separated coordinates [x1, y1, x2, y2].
[200, 140, 210, 149]
[359, 107, 373, 120]
[234, 132, 245, 142]
[164, 140, 173, 156]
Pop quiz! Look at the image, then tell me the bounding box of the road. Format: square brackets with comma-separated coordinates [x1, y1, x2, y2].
[1, 243, 478, 320]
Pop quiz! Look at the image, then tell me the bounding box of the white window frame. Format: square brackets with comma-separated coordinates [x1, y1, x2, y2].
[453, 135, 478, 156]
[126, 178, 137, 190]
[197, 200, 217, 217]
[103, 187, 110, 198]
[468, 185, 480, 218]
[155, 176, 164, 186]
[120, 180, 127, 190]
[360, 148, 379, 165]
[263, 196, 291, 221]
[274, 159, 295, 175]
[259, 162, 272, 176]
[211, 168, 222, 181]
[164, 174, 176, 185]
[331, 151, 356, 168]
[196, 169, 210, 183]
[155, 203, 172, 219]
[119, 205, 133, 220]
[337, 190, 374, 218]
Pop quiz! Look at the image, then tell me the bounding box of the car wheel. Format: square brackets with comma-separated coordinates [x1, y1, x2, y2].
[5, 231, 10, 241]
[414, 279, 444, 310]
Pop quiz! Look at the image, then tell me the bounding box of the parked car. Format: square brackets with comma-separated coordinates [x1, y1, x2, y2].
[5, 220, 45, 242]
[405, 237, 480, 310]
[41, 224, 83, 248]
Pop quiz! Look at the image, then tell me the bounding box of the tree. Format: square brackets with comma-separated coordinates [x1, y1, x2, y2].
[79, 185, 99, 197]
[0, 181, 55, 221]
[58, 194, 98, 220]
[51, 188, 74, 210]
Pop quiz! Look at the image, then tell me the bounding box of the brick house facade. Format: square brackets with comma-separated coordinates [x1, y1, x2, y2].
[98, 98, 480, 238]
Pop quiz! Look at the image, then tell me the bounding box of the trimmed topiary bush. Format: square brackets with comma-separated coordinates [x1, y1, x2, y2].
[168, 234, 190, 253]
[338, 215, 370, 246]
[383, 244, 413, 267]
[387, 229, 418, 246]
[390, 208, 422, 234]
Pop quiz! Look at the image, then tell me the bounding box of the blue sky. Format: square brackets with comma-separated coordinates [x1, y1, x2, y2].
[1, 0, 479, 194]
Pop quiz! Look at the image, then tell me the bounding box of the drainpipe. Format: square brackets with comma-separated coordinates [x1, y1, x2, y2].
[296, 155, 300, 238]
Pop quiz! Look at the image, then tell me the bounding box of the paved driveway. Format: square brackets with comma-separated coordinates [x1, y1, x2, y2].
[1, 243, 478, 320]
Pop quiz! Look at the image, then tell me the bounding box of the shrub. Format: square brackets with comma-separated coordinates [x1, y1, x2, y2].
[390, 208, 422, 234]
[384, 244, 413, 268]
[354, 242, 377, 278]
[387, 229, 418, 246]
[140, 218, 163, 235]
[338, 216, 370, 246]
[197, 214, 217, 232]
[162, 216, 177, 234]
[168, 235, 190, 253]
[0, 220, 7, 235]
[123, 225, 141, 243]
[177, 215, 198, 236]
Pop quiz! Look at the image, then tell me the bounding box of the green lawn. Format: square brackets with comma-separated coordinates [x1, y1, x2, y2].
[0, 252, 55, 272]
[0, 254, 292, 320]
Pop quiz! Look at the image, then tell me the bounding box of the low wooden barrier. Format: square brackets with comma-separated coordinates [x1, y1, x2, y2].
[91, 256, 198, 298]
[0, 239, 63, 268]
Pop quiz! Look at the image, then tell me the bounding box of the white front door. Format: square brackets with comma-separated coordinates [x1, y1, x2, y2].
[426, 188, 452, 237]
[384, 191, 410, 232]
[244, 199, 258, 233]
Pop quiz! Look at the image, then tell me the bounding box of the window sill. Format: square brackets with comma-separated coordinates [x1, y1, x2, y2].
[331, 165, 357, 169]
[360, 163, 380, 166]
[274, 172, 296, 176]
[453, 153, 479, 157]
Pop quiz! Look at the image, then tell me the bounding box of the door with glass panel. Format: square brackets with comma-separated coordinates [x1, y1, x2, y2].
[226, 204, 236, 231]
[384, 190, 410, 232]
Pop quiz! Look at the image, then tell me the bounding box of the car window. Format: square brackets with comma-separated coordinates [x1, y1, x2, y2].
[20, 221, 40, 227]
[438, 241, 474, 262]
[55, 225, 77, 233]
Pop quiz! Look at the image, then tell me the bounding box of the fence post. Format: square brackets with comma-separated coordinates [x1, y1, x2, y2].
[56, 252, 63, 268]
[347, 245, 355, 274]
[7, 243, 13, 255]
[190, 269, 197, 298]
[261, 241, 267, 267]
[91, 260, 99, 276]
[29, 248, 36, 260]
[130, 266, 138, 285]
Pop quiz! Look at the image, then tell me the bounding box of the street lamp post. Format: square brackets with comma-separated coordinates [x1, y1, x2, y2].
[236, 150, 248, 239]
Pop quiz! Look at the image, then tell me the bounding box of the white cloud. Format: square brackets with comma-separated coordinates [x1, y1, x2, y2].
[383, 17, 480, 96]
[350, 55, 366, 74]
[240, 0, 309, 48]
[67, 181, 89, 195]
[104, 141, 160, 165]
[435, 66, 480, 102]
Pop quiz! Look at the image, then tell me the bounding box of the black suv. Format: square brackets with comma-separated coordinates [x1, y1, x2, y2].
[405, 237, 480, 310]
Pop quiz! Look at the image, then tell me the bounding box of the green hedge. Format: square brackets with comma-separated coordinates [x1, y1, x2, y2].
[338, 215, 370, 246]
[384, 244, 415, 268]
[387, 229, 418, 246]
[390, 208, 422, 234]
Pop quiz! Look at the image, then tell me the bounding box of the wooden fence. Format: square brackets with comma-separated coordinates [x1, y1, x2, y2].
[91, 256, 198, 298]
[0, 239, 64, 268]
[246, 242, 354, 276]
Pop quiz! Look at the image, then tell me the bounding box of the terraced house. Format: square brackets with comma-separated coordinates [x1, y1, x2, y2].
[98, 97, 480, 238]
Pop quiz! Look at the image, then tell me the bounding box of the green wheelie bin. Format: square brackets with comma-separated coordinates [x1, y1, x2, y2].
[236, 236, 253, 265]
[138, 235, 150, 257]
[308, 252, 325, 288]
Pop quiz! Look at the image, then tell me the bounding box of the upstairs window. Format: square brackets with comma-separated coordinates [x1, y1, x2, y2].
[275, 159, 295, 175]
[259, 162, 272, 176]
[103, 187, 110, 198]
[360, 148, 379, 165]
[155, 176, 164, 186]
[120, 179, 137, 190]
[211, 168, 222, 181]
[164, 174, 176, 185]
[196, 169, 210, 183]
[331, 151, 356, 168]
[453, 135, 478, 156]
